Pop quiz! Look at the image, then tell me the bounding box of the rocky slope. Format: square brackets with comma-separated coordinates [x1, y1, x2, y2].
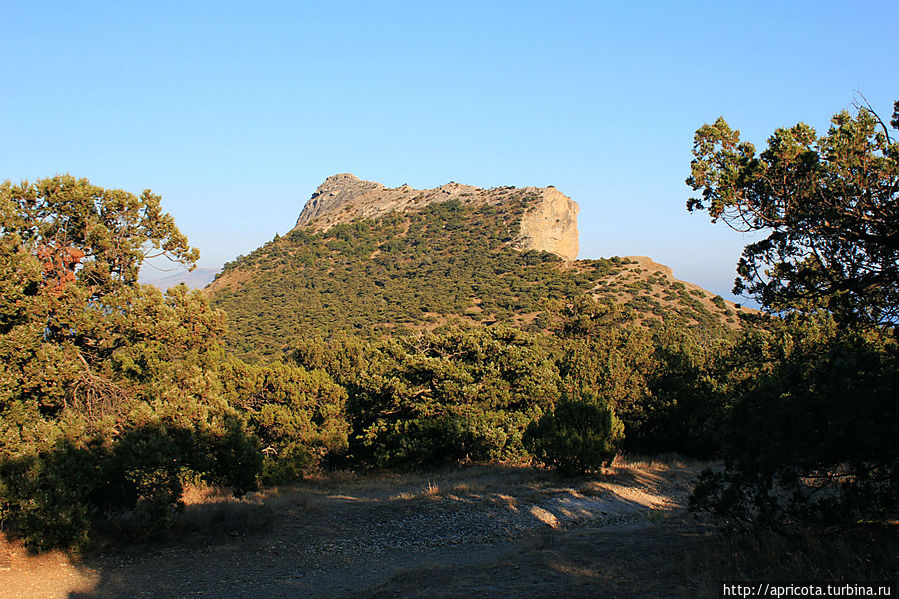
[294, 174, 580, 261]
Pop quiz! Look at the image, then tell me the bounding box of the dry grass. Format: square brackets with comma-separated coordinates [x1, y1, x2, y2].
[612, 451, 718, 471]
[168, 483, 275, 538]
[82, 485, 275, 552]
[389, 481, 441, 501]
[52, 458, 707, 557]
[386, 468, 530, 502]
[684, 524, 899, 596]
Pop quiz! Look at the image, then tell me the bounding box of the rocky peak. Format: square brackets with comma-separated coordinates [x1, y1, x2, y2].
[294, 174, 580, 261]
[298, 173, 385, 225]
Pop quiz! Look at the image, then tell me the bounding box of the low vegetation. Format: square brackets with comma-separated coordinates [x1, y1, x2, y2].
[1, 98, 896, 594]
[207, 195, 736, 361]
[523, 390, 623, 476]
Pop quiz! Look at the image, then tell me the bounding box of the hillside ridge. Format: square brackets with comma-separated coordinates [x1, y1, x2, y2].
[294, 173, 580, 261]
[143, 267, 221, 292]
[208, 184, 746, 359]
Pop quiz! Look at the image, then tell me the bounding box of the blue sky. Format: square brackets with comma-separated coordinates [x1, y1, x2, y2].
[2, 0, 896, 301]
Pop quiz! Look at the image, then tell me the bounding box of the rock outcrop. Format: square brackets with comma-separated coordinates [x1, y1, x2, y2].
[294, 173, 580, 261]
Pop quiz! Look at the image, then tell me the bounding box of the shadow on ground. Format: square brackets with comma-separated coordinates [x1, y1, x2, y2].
[3, 462, 707, 598]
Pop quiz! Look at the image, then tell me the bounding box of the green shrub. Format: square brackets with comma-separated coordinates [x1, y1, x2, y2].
[347, 326, 561, 467]
[218, 359, 349, 483]
[523, 392, 623, 476]
[690, 313, 899, 526]
[0, 412, 261, 552]
[627, 320, 731, 458]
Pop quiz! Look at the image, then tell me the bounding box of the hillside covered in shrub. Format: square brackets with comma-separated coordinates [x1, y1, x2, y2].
[208, 181, 742, 360]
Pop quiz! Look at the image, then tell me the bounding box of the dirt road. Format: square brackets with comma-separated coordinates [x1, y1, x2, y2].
[1, 462, 713, 598]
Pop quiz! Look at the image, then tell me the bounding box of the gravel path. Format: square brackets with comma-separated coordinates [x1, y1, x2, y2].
[0, 464, 703, 598]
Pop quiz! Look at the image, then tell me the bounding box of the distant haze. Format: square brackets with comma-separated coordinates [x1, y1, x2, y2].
[141, 267, 221, 292]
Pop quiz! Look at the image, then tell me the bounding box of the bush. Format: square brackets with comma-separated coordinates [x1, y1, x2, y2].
[0, 411, 262, 552]
[690, 313, 899, 526]
[629, 320, 730, 458]
[347, 326, 561, 467]
[523, 391, 624, 476]
[217, 359, 349, 483]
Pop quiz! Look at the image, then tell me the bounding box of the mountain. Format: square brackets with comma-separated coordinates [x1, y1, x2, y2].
[208, 175, 745, 359]
[142, 267, 221, 291]
[295, 173, 580, 260]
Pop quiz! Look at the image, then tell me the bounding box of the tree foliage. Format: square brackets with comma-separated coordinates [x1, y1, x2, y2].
[0, 175, 198, 295]
[634, 319, 730, 457]
[550, 296, 730, 457]
[523, 389, 623, 476]
[687, 100, 899, 527]
[691, 313, 898, 526]
[553, 297, 654, 420]
[0, 177, 262, 550]
[343, 326, 562, 467]
[687, 100, 899, 327]
[218, 358, 349, 482]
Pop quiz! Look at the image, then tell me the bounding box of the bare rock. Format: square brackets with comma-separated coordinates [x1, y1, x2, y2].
[517, 187, 579, 262]
[294, 174, 580, 261]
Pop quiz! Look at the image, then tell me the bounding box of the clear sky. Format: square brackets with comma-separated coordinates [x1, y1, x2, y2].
[2, 0, 896, 301]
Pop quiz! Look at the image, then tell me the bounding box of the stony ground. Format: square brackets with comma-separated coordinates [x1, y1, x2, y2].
[0, 461, 716, 598]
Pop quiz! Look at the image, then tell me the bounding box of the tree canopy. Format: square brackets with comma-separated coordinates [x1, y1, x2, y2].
[686, 101, 899, 527]
[0, 176, 260, 550]
[1, 175, 198, 294]
[686, 100, 899, 327]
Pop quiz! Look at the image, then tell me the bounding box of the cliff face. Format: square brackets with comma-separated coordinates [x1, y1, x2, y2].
[517, 187, 579, 263]
[294, 173, 580, 261]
